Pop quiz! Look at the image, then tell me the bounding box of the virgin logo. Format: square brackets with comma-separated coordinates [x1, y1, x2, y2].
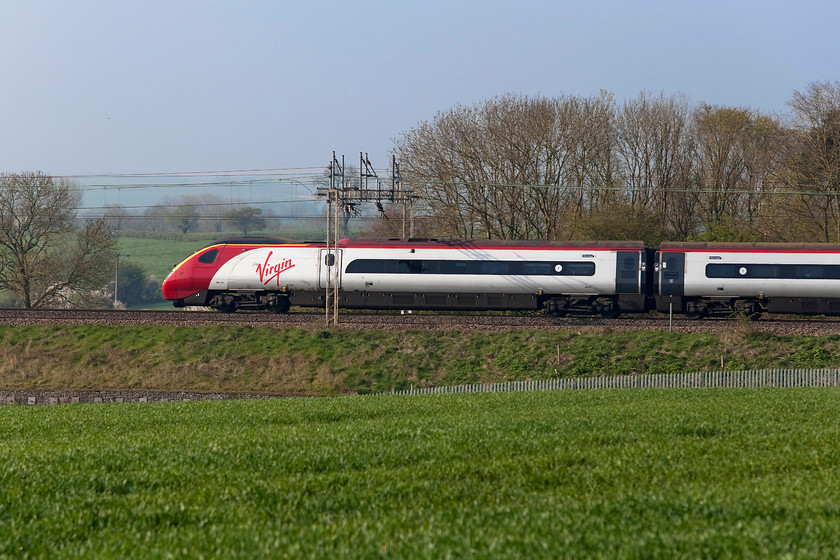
[256, 251, 295, 286]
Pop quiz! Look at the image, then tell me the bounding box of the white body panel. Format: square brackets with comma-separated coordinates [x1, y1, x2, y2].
[210, 247, 322, 291]
[683, 250, 840, 298]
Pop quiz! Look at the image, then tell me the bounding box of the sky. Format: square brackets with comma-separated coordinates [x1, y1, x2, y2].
[2, 0, 839, 180]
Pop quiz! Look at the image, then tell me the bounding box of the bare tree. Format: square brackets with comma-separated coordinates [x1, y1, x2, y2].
[562, 91, 620, 219]
[224, 206, 266, 235]
[393, 90, 806, 243]
[396, 93, 621, 240]
[0, 172, 116, 308]
[103, 203, 132, 232]
[198, 194, 235, 233]
[690, 105, 784, 238]
[157, 194, 232, 234]
[615, 91, 696, 237]
[786, 81, 840, 242]
[166, 204, 201, 234]
[143, 204, 170, 232]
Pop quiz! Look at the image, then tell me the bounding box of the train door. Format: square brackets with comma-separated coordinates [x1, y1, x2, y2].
[318, 249, 342, 289]
[659, 252, 685, 296]
[615, 251, 641, 294]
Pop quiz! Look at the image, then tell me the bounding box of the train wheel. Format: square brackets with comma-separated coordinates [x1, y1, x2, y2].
[544, 306, 567, 317]
[734, 301, 762, 321]
[742, 304, 762, 321]
[600, 301, 620, 319]
[215, 302, 237, 313]
[684, 301, 705, 320]
[211, 295, 238, 313]
[544, 299, 568, 317]
[269, 296, 291, 314]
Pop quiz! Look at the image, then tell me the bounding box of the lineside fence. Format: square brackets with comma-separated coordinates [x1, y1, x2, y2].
[383, 369, 840, 396]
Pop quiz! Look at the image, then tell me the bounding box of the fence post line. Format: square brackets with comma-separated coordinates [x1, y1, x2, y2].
[376, 368, 840, 396]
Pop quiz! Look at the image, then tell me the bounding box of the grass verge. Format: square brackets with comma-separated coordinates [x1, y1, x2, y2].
[2, 325, 840, 395]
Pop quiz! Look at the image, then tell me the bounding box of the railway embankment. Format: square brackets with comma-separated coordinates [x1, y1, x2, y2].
[2, 312, 840, 399]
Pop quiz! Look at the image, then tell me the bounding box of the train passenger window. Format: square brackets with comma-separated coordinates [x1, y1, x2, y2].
[423, 261, 440, 274]
[442, 261, 470, 274]
[563, 263, 596, 276]
[463, 261, 481, 274]
[751, 265, 779, 278]
[450, 261, 481, 274]
[705, 264, 725, 278]
[397, 260, 423, 274]
[522, 263, 553, 275]
[482, 261, 508, 275]
[198, 249, 219, 264]
[346, 259, 380, 273]
[623, 256, 636, 270]
[795, 265, 823, 279]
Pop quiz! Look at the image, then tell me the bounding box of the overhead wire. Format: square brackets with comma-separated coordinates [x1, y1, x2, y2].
[10, 166, 834, 225]
[55, 165, 333, 179]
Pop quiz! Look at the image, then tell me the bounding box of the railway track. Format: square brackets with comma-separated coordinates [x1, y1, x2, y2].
[0, 307, 839, 335]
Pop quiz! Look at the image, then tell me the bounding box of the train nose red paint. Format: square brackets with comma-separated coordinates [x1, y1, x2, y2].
[161, 264, 194, 300]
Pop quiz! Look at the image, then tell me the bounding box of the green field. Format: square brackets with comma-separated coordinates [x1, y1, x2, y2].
[2, 389, 840, 558]
[116, 237, 211, 280]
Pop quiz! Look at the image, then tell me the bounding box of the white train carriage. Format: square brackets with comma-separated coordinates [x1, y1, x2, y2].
[654, 242, 840, 317]
[191, 238, 648, 315]
[325, 239, 645, 316]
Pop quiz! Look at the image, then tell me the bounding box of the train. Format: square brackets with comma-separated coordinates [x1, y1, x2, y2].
[161, 237, 840, 319]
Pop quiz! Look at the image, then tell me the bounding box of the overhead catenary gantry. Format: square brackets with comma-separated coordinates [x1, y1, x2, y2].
[316, 152, 417, 326]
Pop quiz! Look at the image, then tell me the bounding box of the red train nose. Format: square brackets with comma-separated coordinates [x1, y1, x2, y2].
[161, 267, 194, 300]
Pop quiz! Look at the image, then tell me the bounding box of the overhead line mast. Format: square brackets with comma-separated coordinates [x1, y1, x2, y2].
[317, 152, 416, 326]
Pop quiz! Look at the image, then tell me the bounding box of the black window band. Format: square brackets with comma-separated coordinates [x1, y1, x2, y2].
[706, 263, 840, 280]
[346, 259, 596, 276]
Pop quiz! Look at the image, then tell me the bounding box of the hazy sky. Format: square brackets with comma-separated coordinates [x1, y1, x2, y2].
[2, 0, 839, 177]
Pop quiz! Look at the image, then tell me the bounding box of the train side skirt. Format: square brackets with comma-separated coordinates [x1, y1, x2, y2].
[290, 291, 540, 311]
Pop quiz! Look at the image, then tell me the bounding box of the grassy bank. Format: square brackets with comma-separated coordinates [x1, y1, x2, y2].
[2, 389, 840, 558]
[3, 325, 840, 395]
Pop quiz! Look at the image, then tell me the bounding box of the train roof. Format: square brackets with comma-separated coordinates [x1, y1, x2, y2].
[660, 241, 840, 252]
[342, 237, 646, 250]
[198, 237, 303, 248]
